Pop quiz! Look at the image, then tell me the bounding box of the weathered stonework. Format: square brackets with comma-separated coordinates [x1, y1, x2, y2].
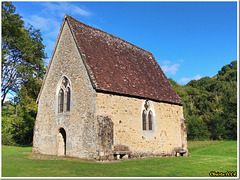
[97, 115, 114, 160]
[95, 93, 188, 158]
[33, 19, 98, 159]
[33, 15, 189, 160]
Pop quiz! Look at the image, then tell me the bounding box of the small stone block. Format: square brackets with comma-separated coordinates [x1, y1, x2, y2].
[116, 154, 120, 160]
[108, 155, 114, 160]
[122, 154, 129, 159]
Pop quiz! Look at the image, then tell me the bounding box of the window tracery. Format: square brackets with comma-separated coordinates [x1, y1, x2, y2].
[142, 100, 154, 131]
[58, 76, 71, 113]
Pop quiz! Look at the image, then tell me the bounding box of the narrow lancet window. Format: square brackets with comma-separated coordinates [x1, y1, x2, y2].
[148, 110, 153, 130]
[66, 87, 71, 112]
[142, 110, 147, 130]
[58, 89, 64, 113]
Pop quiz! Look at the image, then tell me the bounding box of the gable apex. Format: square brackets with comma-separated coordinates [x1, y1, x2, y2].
[37, 15, 95, 103]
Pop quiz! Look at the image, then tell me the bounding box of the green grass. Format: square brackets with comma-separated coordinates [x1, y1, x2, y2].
[2, 141, 237, 177]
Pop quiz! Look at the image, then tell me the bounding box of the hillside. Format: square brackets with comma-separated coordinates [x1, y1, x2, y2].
[169, 61, 237, 140]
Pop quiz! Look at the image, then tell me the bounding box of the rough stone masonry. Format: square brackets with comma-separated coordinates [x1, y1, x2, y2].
[33, 14, 189, 160]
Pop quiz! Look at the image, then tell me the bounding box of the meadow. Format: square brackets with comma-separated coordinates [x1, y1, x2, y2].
[2, 141, 237, 177]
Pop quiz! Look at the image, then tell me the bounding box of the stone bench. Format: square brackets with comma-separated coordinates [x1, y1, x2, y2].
[113, 151, 132, 160]
[176, 150, 187, 157]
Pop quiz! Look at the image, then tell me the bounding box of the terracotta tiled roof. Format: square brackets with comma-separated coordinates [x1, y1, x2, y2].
[66, 15, 183, 105]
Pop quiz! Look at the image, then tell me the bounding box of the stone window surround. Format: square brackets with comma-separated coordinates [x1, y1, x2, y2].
[56, 75, 72, 114]
[141, 100, 156, 132]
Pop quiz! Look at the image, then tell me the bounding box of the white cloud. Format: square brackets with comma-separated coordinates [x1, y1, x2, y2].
[162, 60, 171, 65]
[179, 74, 202, 85]
[161, 63, 180, 75]
[41, 2, 91, 17]
[24, 15, 58, 32]
[72, 5, 91, 16]
[24, 15, 61, 49]
[21, 2, 94, 68]
[193, 74, 202, 80]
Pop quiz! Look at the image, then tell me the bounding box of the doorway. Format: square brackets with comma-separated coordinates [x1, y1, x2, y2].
[57, 128, 66, 156]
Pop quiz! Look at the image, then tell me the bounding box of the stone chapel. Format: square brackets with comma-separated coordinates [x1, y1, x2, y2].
[33, 15, 189, 160]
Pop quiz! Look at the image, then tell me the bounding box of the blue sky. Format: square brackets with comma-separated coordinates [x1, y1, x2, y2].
[13, 1, 237, 85]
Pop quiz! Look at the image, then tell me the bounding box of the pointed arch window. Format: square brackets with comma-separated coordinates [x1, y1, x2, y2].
[142, 110, 147, 130]
[66, 87, 71, 112]
[142, 100, 154, 131]
[148, 110, 153, 130]
[58, 89, 64, 113]
[58, 76, 71, 113]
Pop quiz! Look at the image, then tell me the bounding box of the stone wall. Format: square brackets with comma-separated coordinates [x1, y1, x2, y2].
[33, 17, 188, 160]
[96, 115, 114, 160]
[96, 92, 188, 157]
[33, 19, 98, 159]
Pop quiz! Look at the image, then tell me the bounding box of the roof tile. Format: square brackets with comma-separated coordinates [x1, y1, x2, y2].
[66, 15, 183, 105]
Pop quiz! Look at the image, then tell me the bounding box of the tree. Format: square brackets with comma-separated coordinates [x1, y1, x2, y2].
[1, 2, 46, 105]
[1, 100, 17, 145]
[12, 78, 42, 144]
[1, 2, 46, 145]
[186, 115, 210, 140]
[169, 61, 237, 140]
[2, 78, 42, 145]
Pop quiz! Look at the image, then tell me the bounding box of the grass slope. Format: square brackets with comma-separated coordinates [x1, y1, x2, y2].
[2, 141, 237, 177]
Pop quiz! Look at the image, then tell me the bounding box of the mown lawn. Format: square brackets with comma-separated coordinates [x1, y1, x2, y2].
[2, 141, 237, 177]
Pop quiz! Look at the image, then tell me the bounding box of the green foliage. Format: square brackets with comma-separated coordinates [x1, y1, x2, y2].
[1, 2, 45, 145]
[186, 115, 210, 140]
[170, 60, 237, 140]
[1, 101, 16, 145]
[2, 78, 42, 145]
[1, 2, 46, 105]
[2, 117, 15, 146]
[13, 79, 42, 145]
[2, 141, 237, 177]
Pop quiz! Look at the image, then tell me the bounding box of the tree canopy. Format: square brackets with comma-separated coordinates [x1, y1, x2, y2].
[1, 2, 46, 105]
[1, 2, 46, 145]
[169, 60, 237, 140]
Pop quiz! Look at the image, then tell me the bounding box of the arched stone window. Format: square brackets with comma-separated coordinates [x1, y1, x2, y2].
[142, 110, 147, 130]
[58, 89, 64, 113]
[148, 110, 153, 130]
[57, 76, 71, 113]
[142, 100, 155, 131]
[66, 87, 71, 112]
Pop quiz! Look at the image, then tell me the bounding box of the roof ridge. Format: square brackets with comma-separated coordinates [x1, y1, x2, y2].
[65, 14, 183, 105]
[65, 14, 152, 56]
